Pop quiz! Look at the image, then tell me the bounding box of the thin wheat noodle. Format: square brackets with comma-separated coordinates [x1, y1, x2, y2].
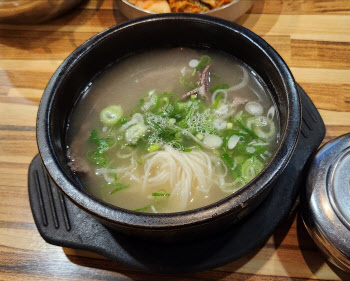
[227, 67, 249, 92]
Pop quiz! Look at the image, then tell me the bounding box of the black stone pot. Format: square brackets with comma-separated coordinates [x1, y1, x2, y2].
[36, 14, 301, 241]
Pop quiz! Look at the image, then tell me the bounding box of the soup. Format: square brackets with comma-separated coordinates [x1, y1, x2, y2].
[67, 48, 279, 213]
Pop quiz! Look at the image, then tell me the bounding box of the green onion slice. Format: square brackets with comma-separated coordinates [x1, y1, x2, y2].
[152, 189, 170, 197]
[241, 156, 264, 181]
[100, 182, 130, 194]
[195, 55, 211, 71]
[147, 143, 162, 152]
[100, 105, 123, 126]
[212, 93, 223, 109]
[133, 204, 156, 213]
[180, 76, 197, 89]
[210, 83, 229, 94]
[236, 118, 260, 139]
[220, 153, 236, 171]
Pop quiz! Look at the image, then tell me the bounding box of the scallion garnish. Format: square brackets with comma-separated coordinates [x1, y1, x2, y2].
[147, 143, 161, 152]
[133, 204, 154, 212]
[180, 76, 197, 89]
[195, 55, 211, 71]
[236, 118, 260, 139]
[220, 153, 235, 171]
[210, 83, 229, 94]
[212, 92, 223, 109]
[152, 189, 170, 197]
[100, 182, 130, 194]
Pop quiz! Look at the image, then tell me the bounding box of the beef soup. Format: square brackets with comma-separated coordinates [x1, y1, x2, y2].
[67, 48, 279, 213]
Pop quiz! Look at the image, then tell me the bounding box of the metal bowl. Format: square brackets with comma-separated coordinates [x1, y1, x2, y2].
[116, 0, 254, 21]
[301, 133, 350, 272]
[0, 0, 84, 24]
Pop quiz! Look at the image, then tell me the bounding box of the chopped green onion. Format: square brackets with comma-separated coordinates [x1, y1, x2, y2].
[234, 155, 246, 164]
[220, 153, 235, 171]
[241, 156, 264, 181]
[212, 93, 223, 109]
[210, 83, 229, 94]
[102, 183, 130, 194]
[119, 117, 128, 125]
[172, 142, 184, 151]
[196, 133, 204, 140]
[161, 97, 170, 106]
[133, 204, 154, 212]
[147, 143, 161, 152]
[180, 76, 197, 89]
[175, 131, 182, 138]
[195, 55, 211, 71]
[176, 102, 188, 110]
[152, 189, 170, 197]
[125, 124, 147, 143]
[87, 150, 108, 167]
[150, 94, 159, 111]
[231, 168, 240, 180]
[133, 204, 158, 213]
[233, 177, 247, 188]
[253, 119, 276, 140]
[147, 119, 162, 131]
[236, 118, 260, 139]
[177, 119, 188, 128]
[96, 137, 115, 152]
[139, 98, 145, 106]
[136, 157, 143, 165]
[203, 134, 223, 148]
[100, 105, 123, 126]
[88, 129, 99, 145]
[222, 129, 248, 138]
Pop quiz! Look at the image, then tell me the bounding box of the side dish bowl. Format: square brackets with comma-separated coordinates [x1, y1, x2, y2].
[116, 0, 254, 21]
[36, 14, 301, 241]
[0, 0, 84, 24]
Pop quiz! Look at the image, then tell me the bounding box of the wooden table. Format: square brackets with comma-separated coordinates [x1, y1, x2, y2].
[1, 0, 350, 280]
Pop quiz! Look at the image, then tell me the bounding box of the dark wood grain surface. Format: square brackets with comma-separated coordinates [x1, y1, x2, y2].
[1, 0, 350, 280]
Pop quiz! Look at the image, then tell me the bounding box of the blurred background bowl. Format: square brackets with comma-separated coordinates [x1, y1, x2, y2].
[0, 0, 85, 24]
[116, 0, 254, 21]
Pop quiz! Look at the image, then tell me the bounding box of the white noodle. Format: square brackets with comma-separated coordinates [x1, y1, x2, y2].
[116, 146, 135, 159]
[248, 86, 263, 101]
[227, 67, 249, 92]
[95, 157, 138, 182]
[130, 146, 216, 211]
[103, 173, 115, 183]
[212, 157, 228, 178]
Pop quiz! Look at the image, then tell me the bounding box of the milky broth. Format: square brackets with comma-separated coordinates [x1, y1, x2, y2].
[67, 48, 279, 213]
